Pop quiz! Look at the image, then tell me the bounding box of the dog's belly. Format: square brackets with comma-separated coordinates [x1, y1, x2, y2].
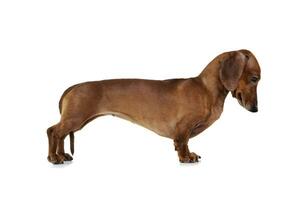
[101, 111, 176, 138]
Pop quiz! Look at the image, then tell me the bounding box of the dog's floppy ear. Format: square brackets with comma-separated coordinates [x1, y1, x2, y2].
[219, 51, 246, 91]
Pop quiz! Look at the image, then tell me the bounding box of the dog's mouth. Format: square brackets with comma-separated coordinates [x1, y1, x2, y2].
[237, 92, 243, 105]
[232, 90, 244, 107]
[232, 90, 258, 112]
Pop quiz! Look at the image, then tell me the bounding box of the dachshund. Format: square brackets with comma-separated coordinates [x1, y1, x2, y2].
[47, 49, 261, 164]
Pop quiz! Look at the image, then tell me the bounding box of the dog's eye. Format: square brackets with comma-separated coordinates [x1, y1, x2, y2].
[250, 76, 258, 83]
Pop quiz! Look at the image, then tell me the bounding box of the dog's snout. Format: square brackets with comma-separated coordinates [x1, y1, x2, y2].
[250, 105, 258, 112]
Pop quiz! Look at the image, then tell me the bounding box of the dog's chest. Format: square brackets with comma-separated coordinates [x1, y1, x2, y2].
[190, 102, 224, 138]
[209, 102, 224, 122]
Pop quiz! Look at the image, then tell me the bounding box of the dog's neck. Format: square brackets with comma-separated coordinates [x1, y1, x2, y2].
[194, 57, 229, 105]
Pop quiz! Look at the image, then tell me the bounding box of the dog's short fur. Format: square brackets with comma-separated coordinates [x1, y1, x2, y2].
[47, 49, 261, 164]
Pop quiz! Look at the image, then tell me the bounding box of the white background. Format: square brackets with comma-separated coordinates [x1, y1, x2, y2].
[0, 0, 300, 199]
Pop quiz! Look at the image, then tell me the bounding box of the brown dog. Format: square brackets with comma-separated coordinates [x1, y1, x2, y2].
[47, 49, 261, 164]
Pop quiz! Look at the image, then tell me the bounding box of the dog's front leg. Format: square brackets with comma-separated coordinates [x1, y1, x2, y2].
[174, 138, 200, 163]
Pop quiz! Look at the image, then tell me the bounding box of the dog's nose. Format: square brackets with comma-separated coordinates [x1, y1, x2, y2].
[250, 106, 258, 112]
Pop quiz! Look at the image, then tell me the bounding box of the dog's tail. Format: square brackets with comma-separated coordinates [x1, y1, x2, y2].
[70, 132, 74, 155]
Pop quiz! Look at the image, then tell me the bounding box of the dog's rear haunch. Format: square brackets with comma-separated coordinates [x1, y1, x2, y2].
[47, 49, 261, 164]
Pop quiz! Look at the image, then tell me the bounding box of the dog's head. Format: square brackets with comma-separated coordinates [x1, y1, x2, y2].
[219, 50, 261, 112]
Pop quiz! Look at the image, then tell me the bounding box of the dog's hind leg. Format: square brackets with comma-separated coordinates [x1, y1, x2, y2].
[47, 125, 59, 163]
[47, 119, 83, 164]
[56, 133, 73, 162]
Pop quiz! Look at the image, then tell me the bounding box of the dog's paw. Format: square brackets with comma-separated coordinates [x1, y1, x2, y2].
[47, 154, 64, 164]
[62, 153, 73, 161]
[179, 152, 201, 163]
